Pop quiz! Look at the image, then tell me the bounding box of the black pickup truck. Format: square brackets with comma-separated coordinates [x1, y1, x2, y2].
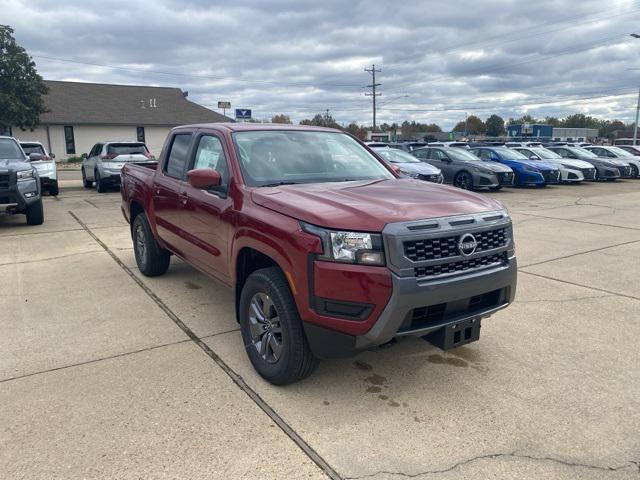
[0, 136, 44, 225]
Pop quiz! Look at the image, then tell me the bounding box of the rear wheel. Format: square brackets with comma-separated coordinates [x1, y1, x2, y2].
[26, 199, 44, 225]
[95, 170, 107, 193]
[48, 181, 59, 196]
[453, 171, 473, 190]
[132, 213, 170, 276]
[82, 168, 92, 188]
[239, 267, 319, 385]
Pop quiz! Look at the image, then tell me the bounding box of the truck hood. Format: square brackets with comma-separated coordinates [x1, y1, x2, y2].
[251, 178, 505, 231]
[0, 158, 32, 172]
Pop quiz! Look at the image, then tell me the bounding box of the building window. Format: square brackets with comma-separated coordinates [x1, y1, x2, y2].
[136, 126, 145, 143]
[1, 127, 11, 136]
[64, 126, 75, 154]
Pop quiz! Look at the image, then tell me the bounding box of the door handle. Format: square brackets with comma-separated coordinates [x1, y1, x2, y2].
[179, 191, 188, 206]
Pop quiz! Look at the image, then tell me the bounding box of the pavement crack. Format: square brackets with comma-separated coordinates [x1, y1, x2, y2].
[510, 211, 640, 231]
[0, 249, 103, 267]
[515, 294, 614, 304]
[519, 238, 640, 268]
[344, 452, 636, 479]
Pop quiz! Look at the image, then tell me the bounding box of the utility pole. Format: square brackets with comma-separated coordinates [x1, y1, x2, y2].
[365, 64, 381, 132]
[324, 109, 331, 124]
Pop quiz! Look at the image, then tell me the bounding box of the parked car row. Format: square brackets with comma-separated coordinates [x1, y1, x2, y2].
[366, 141, 640, 191]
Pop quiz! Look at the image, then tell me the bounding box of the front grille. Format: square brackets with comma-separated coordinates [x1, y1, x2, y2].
[419, 174, 442, 183]
[618, 166, 631, 177]
[0, 173, 10, 190]
[541, 170, 560, 183]
[404, 228, 506, 262]
[581, 168, 596, 180]
[414, 252, 507, 279]
[498, 172, 514, 185]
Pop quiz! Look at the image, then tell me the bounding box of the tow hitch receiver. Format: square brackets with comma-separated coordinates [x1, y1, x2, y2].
[423, 317, 481, 350]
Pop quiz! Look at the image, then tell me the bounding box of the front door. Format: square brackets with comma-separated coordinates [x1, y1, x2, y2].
[178, 133, 232, 282]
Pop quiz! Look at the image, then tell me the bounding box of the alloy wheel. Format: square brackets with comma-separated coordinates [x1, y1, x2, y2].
[454, 172, 472, 190]
[135, 222, 147, 267]
[248, 292, 283, 364]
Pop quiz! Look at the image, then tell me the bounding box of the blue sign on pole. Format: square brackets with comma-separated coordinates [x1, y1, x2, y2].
[235, 109, 252, 120]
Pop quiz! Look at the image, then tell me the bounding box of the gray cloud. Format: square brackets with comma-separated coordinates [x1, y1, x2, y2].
[4, 0, 640, 128]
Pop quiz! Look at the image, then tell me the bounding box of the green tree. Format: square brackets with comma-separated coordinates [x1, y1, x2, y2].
[271, 114, 292, 124]
[484, 114, 505, 137]
[344, 122, 367, 140]
[506, 114, 537, 126]
[453, 115, 485, 135]
[0, 25, 48, 130]
[559, 113, 601, 129]
[299, 113, 340, 129]
[543, 116, 561, 127]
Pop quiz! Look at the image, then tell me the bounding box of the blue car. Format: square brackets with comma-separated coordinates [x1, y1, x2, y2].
[470, 146, 561, 186]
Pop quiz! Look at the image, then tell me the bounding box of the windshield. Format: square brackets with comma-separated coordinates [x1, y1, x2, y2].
[608, 146, 632, 157]
[493, 147, 528, 160]
[531, 148, 561, 159]
[233, 131, 394, 187]
[107, 143, 149, 156]
[20, 144, 45, 156]
[447, 149, 482, 162]
[573, 147, 597, 158]
[374, 148, 420, 163]
[0, 138, 26, 160]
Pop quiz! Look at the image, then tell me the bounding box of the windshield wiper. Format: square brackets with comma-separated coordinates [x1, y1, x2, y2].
[259, 181, 301, 187]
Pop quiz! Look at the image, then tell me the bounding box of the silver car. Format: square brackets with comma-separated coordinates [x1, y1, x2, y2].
[82, 141, 154, 192]
[19, 141, 58, 195]
[583, 146, 640, 178]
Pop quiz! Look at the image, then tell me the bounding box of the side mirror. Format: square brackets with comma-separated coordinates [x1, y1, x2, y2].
[529, 154, 539, 160]
[28, 153, 43, 161]
[187, 168, 221, 189]
[81, 153, 88, 159]
[51, 153, 56, 159]
[389, 164, 401, 174]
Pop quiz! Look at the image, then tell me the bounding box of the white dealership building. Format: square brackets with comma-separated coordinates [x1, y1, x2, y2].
[10, 80, 230, 160]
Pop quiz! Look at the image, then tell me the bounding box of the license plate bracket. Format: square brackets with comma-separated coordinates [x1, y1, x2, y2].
[423, 317, 481, 350]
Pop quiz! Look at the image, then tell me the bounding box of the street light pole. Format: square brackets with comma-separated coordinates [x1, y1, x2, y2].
[631, 34, 640, 145]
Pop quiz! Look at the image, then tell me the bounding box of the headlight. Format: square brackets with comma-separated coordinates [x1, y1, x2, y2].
[17, 170, 35, 181]
[301, 223, 385, 266]
[404, 170, 420, 178]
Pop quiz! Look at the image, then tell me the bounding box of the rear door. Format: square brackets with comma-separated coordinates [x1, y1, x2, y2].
[178, 132, 233, 282]
[428, 149, 452, 182]
[152, 132, 194, 255]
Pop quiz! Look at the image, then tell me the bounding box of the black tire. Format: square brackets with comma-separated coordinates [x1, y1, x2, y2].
[82, 168, 93, 188]
[239, 267, 319, 385]
[48, 181, 59, 196]
[453, 171, 473, 190]
[631, 165, 639, 178]
[95, 170, 107, 193]
[132, 213, 170, 276]
[26, 199, 44, 225]
[489, 186, 502, 191]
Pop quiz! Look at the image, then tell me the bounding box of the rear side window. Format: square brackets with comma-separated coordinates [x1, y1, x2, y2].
[164, 134, 192, 179]
[20, 144, 45, 155]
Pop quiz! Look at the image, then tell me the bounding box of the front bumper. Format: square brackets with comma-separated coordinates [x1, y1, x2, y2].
[303, 212, 517, 358]
[0, 177, 40, 213]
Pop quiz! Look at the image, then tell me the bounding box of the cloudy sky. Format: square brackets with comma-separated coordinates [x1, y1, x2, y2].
[4, 0, 640, 129]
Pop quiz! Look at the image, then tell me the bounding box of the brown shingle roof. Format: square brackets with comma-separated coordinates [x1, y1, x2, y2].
[40, 80, 231, 126]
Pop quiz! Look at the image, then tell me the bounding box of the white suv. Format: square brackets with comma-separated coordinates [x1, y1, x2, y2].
[82, 141, 154, 192]
[19, 141, 58, 196]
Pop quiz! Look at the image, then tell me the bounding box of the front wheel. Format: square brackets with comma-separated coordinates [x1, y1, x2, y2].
[132, 213, 170, 276]
[239, 267, 319, 385]
[26, 199, 44, 225]
[453, 171, 473, 190]
[631, 165, 639, 178]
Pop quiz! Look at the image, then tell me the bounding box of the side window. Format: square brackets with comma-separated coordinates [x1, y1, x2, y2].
[478, 149, 491, 161]
[164, 134, 192, 179]
[64, 126, 75, 155]
[413, 149, 427, 159]
[193, 135, 229, 185]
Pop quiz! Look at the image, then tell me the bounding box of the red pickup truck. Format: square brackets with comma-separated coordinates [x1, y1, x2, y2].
[121, 124, 517, 384]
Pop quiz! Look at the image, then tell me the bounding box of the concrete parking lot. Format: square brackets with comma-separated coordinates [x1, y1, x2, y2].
[1, 178, 639, 479]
